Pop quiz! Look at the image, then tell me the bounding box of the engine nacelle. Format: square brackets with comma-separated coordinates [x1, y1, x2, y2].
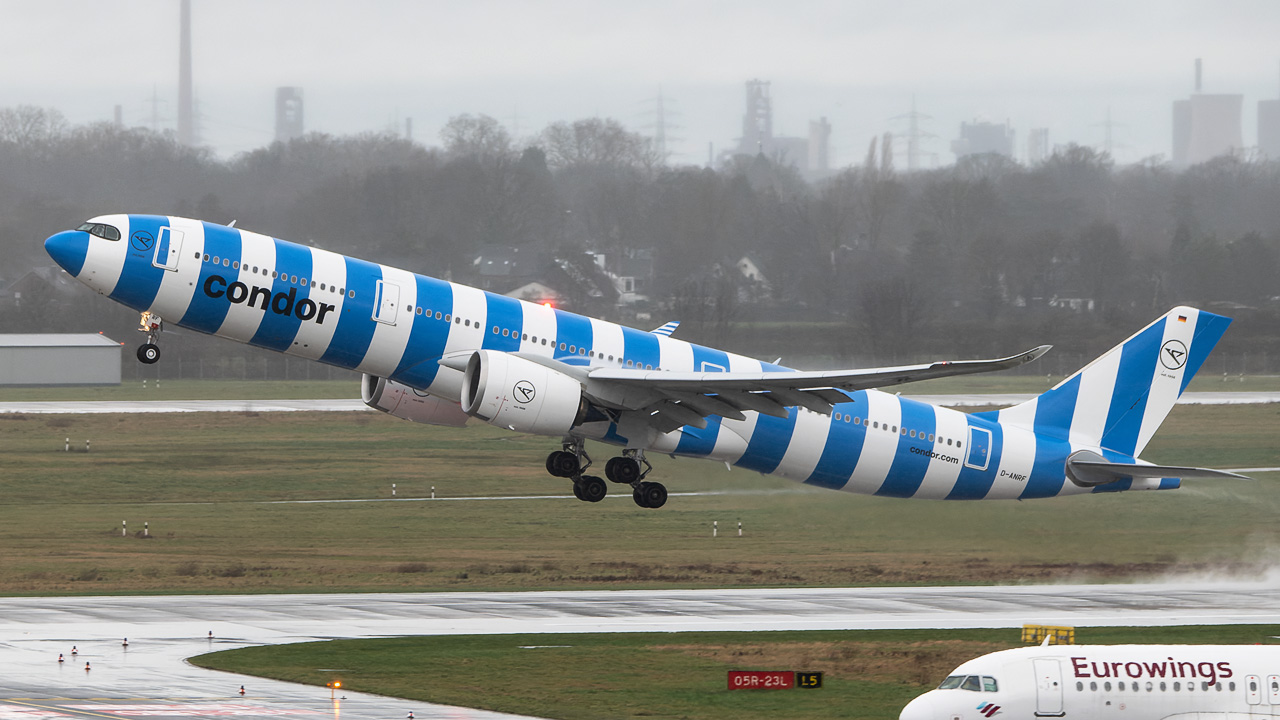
[461, 350, 587, 435]
[361, 374, 471, 427]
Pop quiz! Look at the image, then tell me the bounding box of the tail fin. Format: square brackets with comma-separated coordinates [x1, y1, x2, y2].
[983, 307, 1231, 457]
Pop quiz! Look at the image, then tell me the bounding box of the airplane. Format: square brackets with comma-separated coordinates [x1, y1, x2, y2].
[900, 643, 1280, 719]
[43, 215, 1245, 508]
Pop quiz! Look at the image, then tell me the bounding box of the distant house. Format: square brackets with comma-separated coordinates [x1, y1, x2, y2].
[506, 282, 562, 306]
[470, 247, 549, 294]
[1048, 296, 1095, 312]
[0, 266, 85, 307]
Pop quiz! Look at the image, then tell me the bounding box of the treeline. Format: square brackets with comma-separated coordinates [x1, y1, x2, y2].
[3, 105, 1280, 367]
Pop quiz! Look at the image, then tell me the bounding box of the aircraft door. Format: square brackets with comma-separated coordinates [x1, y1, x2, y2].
[965, 426, 993, 471]
[1267, 674, 1280, 703]
[373, 279, 400, 325]
[1246, 675, 1261, 705]
[152, 226, 184, 271]
[1033, 658, 1065, 717]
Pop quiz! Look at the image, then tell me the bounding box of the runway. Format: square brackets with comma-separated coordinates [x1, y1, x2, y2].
[4, 581, 1280, 719]
[2, 391, 1279, 415]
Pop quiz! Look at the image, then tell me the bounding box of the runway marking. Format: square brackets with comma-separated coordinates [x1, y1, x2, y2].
[1, 700, 115, 719]
[64, 704, 320, 717]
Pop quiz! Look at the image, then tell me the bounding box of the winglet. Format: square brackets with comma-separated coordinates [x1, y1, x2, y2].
[651, 321, 680, 337]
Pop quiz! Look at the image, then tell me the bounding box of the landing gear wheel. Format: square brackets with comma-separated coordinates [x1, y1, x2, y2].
[605, 457, 641, 484]
[633, 481, 667, 509]
[576, 475, 607, 503]
[546, 451, 579, 478]
[137, 343, 160, 364]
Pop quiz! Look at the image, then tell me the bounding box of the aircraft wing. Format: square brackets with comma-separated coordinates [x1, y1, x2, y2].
[577, 345, 1051, 433]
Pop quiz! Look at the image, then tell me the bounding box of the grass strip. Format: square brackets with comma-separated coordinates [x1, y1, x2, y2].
[191, 624, 1280, 720]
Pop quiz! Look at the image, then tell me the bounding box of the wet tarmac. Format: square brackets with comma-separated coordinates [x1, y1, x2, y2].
[3, 581, 1280, 718]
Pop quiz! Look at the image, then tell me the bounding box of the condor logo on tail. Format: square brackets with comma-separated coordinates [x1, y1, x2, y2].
[203, 274, 336, 324]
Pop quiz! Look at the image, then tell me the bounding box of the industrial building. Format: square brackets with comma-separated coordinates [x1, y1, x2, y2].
[1171, 59, 1243, 166]
[0, 334, 122, 386]
[1260, 99, 1280, 160]
[275, 87, 304, 143]
[951, 120, 1015, 159]
[733, 80, 831, 178]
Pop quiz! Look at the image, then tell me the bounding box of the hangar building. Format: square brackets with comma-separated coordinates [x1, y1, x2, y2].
[0, 334, 122, 386]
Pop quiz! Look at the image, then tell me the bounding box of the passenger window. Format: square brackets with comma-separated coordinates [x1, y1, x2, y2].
[1104, 682, 1111, 691]
[1090, 681, 1097, 691]
[891, 426, 898, 433]
[1076, 682, 1083, 691]
[232, 261, 239, 269]
[854, 417, 861, 425]
[436, 312, 443, 320]
[203, 254, 210, 262]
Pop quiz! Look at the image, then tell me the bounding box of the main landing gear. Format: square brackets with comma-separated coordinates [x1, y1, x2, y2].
[546, 442, 667, 509]
[136, 312, 162, 364]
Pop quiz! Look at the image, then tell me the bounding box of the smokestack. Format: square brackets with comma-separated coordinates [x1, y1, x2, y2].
[177, 0, 194, 145]
[1194, 58, 1202, 93]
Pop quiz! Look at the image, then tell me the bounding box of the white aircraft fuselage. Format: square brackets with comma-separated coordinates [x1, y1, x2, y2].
[901, 644, 1280, 719]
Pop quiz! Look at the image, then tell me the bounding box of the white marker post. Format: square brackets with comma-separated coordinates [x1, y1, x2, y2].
[122, 520, 127, 537]
[144, 522, 149, 537]
[85, 440, 90, 453]
[65, 438, 69, 452]
[713, 521, 718, 538]
[738, 521, 742, 537]
[431, 486, 435, 499]
[392, 483, 396, 497]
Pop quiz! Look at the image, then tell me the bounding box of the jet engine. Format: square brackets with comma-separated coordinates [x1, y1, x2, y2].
[460, 350, 588, 435]
[361, 374, 471, 427]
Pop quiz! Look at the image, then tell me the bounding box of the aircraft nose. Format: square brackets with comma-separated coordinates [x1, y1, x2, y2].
[899, 692, 942, 720]
[44, 230, 91, 277]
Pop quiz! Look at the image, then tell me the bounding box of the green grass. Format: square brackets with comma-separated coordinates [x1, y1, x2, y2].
[191, 625, 1280, 720]
[0, 404, 1277, 595]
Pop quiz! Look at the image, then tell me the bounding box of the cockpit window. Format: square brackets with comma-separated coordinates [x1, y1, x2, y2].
[76, 222, 120, 241]
[939, 675, 997, 692]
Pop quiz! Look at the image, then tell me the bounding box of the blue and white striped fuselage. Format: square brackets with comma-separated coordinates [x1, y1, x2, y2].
[50, 215, 1198, 501]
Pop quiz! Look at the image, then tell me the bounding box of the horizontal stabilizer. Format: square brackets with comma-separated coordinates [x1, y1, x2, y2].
[1066, 450, 1250, 487]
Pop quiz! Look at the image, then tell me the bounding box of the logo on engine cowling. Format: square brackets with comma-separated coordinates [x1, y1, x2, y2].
[513, 380, 536, 403]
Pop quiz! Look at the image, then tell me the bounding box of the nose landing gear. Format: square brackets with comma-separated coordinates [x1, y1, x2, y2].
[136, 312, 163, 364]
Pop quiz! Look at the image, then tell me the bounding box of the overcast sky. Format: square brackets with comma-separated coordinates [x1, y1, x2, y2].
[3, 0, 1278, 165]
